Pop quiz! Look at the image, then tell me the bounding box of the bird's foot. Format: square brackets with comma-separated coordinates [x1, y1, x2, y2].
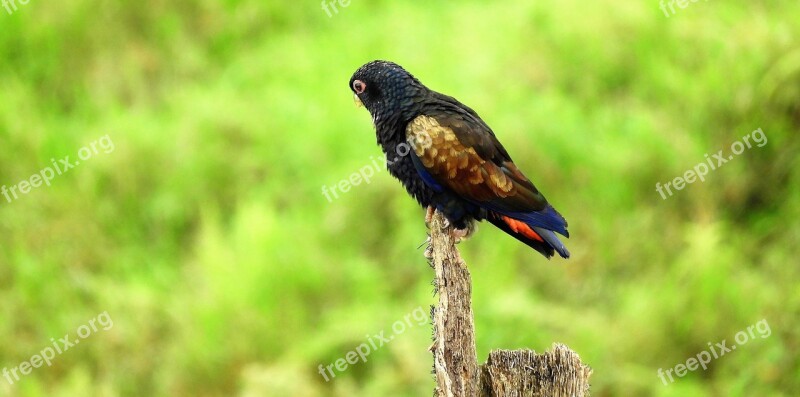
[450, 220, 477, 244]
[424, 206, 435, 228]
[432, 213, 476, 244]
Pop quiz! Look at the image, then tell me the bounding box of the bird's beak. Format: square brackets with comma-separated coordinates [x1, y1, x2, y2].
[353, 93, 363, 108]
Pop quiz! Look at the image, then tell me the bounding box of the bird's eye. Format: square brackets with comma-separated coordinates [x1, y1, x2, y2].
[353, 80, 366, 94]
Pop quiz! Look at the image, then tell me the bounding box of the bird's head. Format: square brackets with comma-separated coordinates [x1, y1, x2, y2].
[349, 60, 425, 123]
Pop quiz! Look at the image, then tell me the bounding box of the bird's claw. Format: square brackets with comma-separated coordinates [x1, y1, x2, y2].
[424, 206, 435, 228]
[425, 207, 474, 244]
[451, 228, 469, 244]
[450, 220, 477, 244]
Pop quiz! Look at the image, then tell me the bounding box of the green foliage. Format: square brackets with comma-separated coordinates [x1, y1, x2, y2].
[1, 0, 798, 395]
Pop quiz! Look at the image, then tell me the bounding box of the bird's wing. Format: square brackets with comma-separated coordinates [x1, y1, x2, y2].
[406, 111, 568, 235]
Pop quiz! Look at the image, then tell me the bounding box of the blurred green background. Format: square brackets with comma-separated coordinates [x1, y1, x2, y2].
[1, 0, 798, 396]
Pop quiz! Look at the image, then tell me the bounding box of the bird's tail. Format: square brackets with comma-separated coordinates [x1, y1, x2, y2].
[489, 215, 570, 259]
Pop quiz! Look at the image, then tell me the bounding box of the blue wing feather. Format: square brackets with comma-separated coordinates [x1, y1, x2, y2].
[409, 151, 444, 192]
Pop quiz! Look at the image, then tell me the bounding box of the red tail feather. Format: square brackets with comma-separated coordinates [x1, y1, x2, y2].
[500, 216, 544, 243]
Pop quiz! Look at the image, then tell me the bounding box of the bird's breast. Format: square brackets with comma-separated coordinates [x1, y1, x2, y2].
[378, 135, 433, 208]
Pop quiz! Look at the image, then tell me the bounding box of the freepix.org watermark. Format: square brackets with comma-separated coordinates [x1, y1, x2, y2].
[318, 306, 428, 382]
[659, 0, 710, 18]
[320, 0, 351, 17]
[1, 0, 30, 15]
[657, 318, 771, 386]
[656, 128, 766, 200]
[3, 311, 114, 385]
[1, 134, 115, 204]
[321, 132, 432, 202]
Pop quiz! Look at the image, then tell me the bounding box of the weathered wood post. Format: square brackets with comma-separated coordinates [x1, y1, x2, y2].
[426, 211, 592, 397]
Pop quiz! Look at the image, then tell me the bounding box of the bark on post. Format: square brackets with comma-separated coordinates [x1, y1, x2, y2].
[428, 211, 481, 397]
[426, 211, 592, 397]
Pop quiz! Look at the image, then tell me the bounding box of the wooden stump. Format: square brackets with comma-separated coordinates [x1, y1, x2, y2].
[426, 211, 592, 397]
